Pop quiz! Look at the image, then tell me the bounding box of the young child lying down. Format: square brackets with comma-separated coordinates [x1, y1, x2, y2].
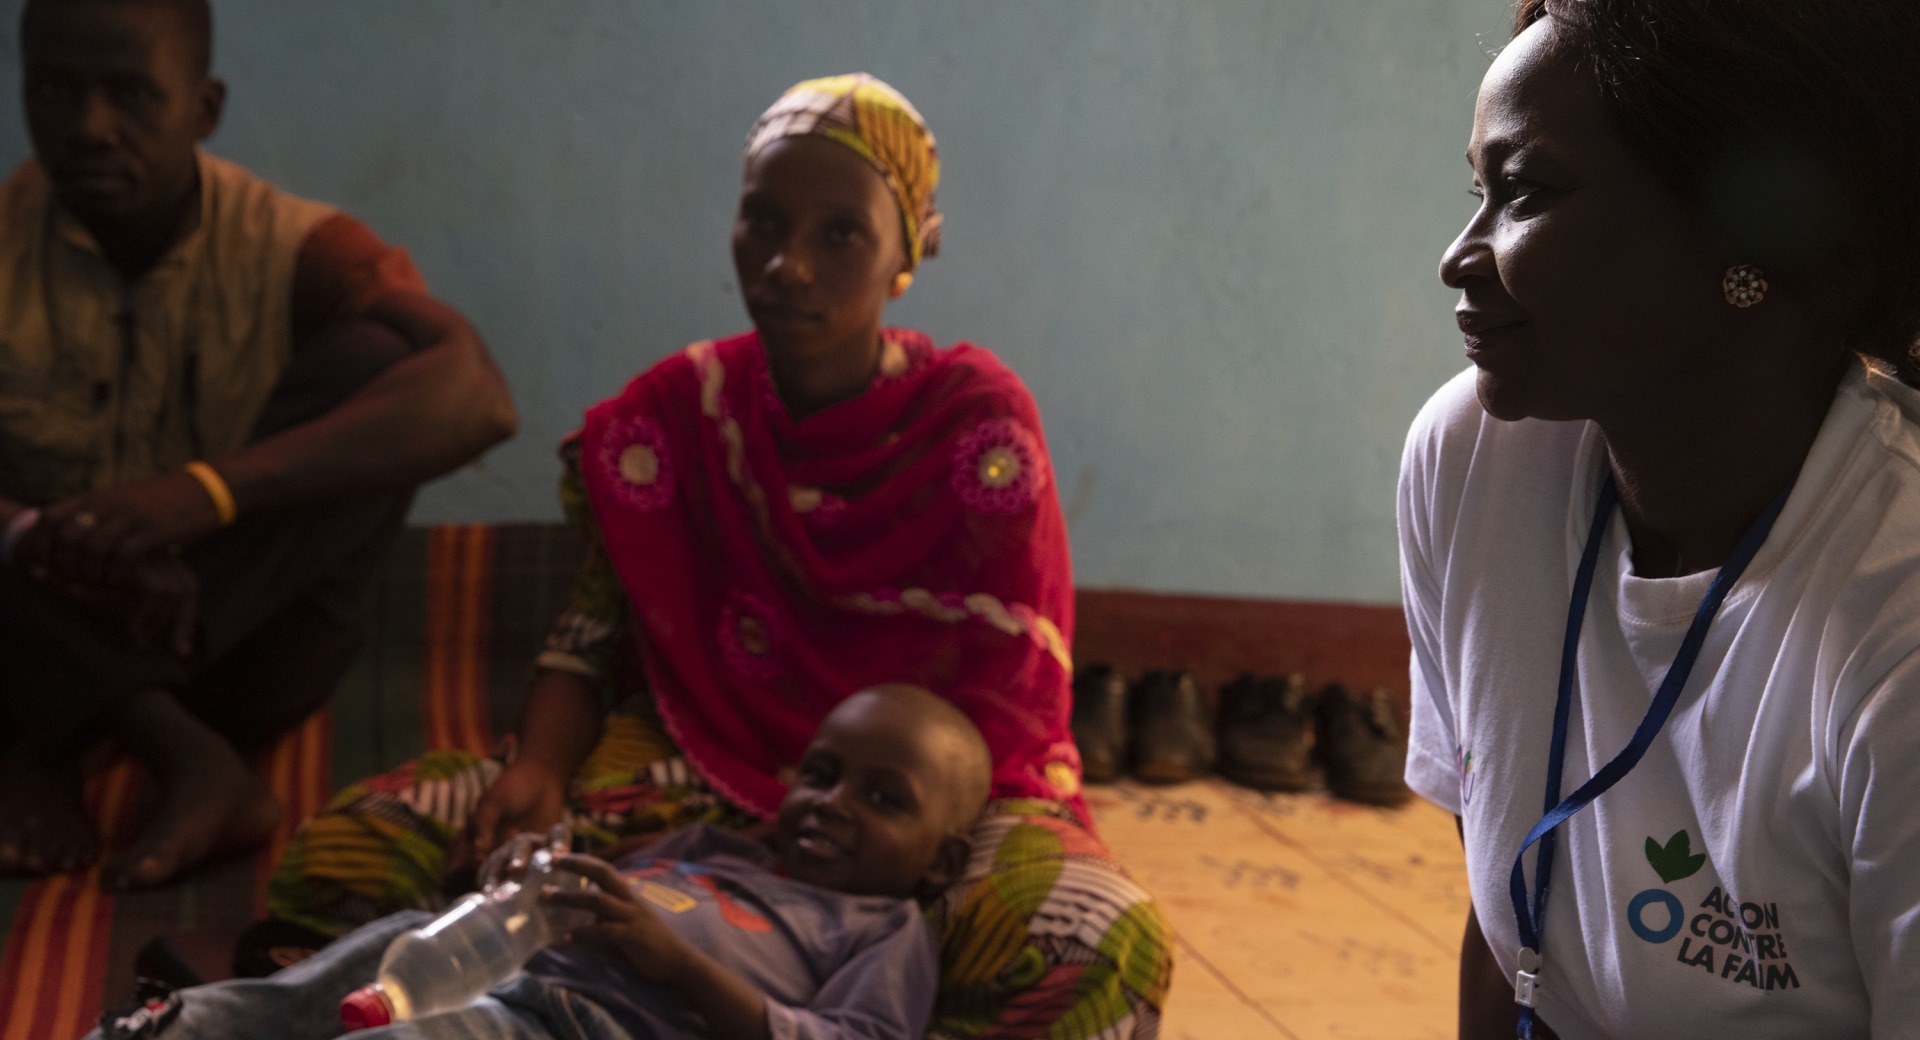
[93, 683, 991, 1040]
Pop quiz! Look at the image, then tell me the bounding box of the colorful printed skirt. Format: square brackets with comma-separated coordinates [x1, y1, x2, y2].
[266, 707, 1171, 1039]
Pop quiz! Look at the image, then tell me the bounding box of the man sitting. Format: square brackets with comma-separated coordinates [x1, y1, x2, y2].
[0, 0, 517, 889]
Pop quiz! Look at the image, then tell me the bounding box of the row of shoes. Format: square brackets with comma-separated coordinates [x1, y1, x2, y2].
[1071, 664, 1412, 807]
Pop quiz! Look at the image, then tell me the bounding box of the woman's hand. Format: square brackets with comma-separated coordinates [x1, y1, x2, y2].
[544, 853, 697, 986]
[467, 759, 569, 866]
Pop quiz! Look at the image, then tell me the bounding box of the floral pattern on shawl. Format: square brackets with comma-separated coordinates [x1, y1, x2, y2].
[717, 589, 787, 683]
[953, 416, 1049, 514]
[597, 415, 675, 512]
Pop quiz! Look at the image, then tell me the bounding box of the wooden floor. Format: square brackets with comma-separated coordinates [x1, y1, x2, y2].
[1085, 778, 1467, 1040]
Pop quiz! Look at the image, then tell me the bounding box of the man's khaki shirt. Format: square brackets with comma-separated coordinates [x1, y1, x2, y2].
[0, 151, 332, 504]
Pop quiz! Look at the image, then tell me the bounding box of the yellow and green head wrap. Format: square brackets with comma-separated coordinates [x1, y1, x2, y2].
[744, 73, 943, 269]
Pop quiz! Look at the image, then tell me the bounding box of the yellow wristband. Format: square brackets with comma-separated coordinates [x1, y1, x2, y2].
[183, 461, 237, 526]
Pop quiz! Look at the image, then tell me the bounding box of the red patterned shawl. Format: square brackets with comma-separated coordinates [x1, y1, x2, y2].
[578, 329, 1080, 818]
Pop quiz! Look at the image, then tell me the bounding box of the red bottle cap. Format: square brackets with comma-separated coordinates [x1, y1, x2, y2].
[339, 986, 395, 1030]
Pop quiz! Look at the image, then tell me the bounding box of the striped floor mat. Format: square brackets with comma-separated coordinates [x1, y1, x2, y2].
[0, 525, 578, 1039]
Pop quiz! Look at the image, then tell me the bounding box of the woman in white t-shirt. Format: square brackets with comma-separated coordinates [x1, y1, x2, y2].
[1401, 1, 1920, 1037]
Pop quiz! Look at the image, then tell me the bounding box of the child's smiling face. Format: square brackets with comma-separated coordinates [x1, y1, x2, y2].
[772, 687, 988, 899]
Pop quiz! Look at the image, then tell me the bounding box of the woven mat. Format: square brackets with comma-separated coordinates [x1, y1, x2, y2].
[0, 525, 579, 1040]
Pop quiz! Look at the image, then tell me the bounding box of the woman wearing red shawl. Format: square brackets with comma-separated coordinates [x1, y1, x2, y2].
[576, 323, 1078, 816]
[261, 75, 1167, 1039]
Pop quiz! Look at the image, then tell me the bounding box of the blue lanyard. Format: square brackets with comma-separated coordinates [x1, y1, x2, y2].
[1506, 470, 1794, 1039]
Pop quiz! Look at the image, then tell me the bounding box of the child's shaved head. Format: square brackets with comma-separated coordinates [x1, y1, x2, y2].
[773, 683, 993, 898]
[854, 683, 993, 831]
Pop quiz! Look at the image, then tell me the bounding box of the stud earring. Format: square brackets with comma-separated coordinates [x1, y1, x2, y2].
[891, 271, 914, 296]
[1723, 264, 1768, 308]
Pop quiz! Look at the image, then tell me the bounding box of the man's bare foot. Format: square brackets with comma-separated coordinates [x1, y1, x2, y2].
[0, 740, 101, 875]
[102, 689, 282, 890]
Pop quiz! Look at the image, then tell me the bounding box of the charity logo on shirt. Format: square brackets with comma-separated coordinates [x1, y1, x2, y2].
[1624, 829, 1800, 992]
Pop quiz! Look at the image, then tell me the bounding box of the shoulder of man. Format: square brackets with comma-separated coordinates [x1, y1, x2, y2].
[0, 159, 45, 209]
[189, 152, 427, 345]
[198, 151, 336, 247]
[0, 160, 52, 247]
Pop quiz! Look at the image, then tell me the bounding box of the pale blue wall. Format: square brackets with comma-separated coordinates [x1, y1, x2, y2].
[0, 1, 1511, 605]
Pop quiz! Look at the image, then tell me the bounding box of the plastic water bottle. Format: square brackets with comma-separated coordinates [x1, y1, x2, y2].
[339, 831, 591, 1029]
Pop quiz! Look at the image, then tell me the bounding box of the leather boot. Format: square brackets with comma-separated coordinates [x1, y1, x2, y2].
[1313, 684, 1413, 807]
[1071, 663, 1129, 784]
[1128, 669, 1215, 784]
[1217, 672, 1318, 792]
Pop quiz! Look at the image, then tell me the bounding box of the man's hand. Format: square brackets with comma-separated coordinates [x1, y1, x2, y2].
[17, 473, 222, 588]
[544, 853, 698, 986]
[466, 760, 569, 867]
[13, 536, 201, 658]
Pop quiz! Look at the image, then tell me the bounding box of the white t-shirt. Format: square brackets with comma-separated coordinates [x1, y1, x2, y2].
[1400, 362, 1920, 1040]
